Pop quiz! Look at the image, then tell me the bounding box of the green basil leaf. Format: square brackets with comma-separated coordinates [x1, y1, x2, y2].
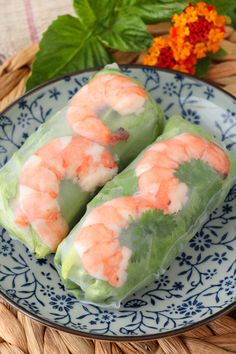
[120, 0, 187, 6]
[121, 0, 236, 25]
[73, 0, 123, 30]
[195, 56, 211, 78]
[131, 2, 187, 24]
[100, 14, 153, 51]
[73, 0, 96, 29]
[26, 15, 113, 90]
[77, 36, 114, 67]
[120, 0, 136, 6]
[87, 0, 119, 27]
[120, 0, 188, 24]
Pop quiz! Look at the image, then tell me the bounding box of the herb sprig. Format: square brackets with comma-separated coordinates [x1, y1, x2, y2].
[26, 0, 188, 90]
[26, 0, 236, 90]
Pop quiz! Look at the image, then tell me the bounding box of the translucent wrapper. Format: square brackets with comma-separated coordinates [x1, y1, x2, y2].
[0, 66, 163, 258]
[55, 116, 236, 307]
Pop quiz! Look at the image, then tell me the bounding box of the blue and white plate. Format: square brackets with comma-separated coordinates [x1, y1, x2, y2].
[0, 66, 235, 341]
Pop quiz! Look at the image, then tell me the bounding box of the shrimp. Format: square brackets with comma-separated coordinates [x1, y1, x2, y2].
[16, 136, 117, 251]
[74, 133, 229, 288]
[136, 143, 179, 177]
[75, 197, 154, 287]
[175, 133, 229, 176]
[137, 133, 229, 214]
[67, 73, 147, 146]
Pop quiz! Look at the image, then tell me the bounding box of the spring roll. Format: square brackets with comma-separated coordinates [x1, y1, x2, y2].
[0, 66, 164, 258]
[55, 115, 236, 307]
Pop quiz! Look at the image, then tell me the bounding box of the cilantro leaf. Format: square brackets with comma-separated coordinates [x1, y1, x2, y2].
[120, 209, 177, 264]
[26, 15, 113, 90]
[175, 159, 222, 189]
[175, 159, 223, 225]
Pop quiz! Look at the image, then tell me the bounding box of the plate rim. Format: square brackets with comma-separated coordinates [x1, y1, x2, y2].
[1, 64, 236, 116]
[1, 289, 235, 341]
[0, 65, 236, 341]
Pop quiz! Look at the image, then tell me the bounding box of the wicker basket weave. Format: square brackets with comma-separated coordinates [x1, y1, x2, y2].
[0, 23, 236, 354]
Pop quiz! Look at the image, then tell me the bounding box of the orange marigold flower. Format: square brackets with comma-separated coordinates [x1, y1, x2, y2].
[171, 1, 225, 50]
[174, 63, 195, 75]
[208, 28, 225, 44]
[143, 2, 226, 76]
[170, 39, 192, 61]
[169, 27, 192, 61]
[214, 15, 226, 27]
[194, 42, 208, 59]
[207, 41, 220, 53]
[144, 37, 176, 69]
[195, 2, 209, 17]
[174, 55, 197, 75]
[172, 13, 188, 27]
[183, 6, 198, 22]
[144, 35, 196, 75]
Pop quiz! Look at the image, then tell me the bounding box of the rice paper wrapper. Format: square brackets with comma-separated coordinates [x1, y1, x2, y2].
[55, 115, 236, 307]
[0, 65, 163, 258]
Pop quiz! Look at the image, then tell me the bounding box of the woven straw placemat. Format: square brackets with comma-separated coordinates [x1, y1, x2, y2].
[0, 23, 236, 354]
